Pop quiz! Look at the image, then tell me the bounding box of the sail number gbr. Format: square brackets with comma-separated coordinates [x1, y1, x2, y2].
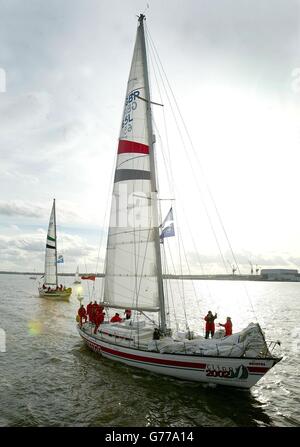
[122, 90, 140, 131]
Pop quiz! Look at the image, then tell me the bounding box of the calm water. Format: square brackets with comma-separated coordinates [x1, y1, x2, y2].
[0, 274, 299, 427]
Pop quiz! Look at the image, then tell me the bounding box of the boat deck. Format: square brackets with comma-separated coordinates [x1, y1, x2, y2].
[81, 321, 154, 349]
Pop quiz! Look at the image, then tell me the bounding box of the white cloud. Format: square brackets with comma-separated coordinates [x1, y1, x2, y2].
[0, 229, 103, 272]
[0, 201, 44, 218]
[0, 0, 299, 272]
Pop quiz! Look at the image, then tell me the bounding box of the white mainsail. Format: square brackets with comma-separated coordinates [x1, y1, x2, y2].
[44, 199, 57, 286]
[104, 19, 162, 313]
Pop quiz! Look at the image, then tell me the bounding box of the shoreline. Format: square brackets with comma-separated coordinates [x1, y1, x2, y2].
[1, 271, 300, 282]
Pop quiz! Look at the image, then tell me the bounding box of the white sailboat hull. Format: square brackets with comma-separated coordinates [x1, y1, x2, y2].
[39, 288, 72, 301]
[78, 324, 280, 389]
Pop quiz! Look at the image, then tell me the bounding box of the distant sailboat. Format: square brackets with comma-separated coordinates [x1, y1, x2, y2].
[29, 270, 37, 280]
[77, 15, 282, 388]
[73, 266, 81, 284]
[38, 199, 72, 301]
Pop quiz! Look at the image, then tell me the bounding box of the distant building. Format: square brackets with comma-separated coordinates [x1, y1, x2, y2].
[260, 269, 300, 281]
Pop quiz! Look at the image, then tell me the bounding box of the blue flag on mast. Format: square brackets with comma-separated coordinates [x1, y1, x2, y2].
[160, 207, 175, 240]
[57, 255, 64, 264]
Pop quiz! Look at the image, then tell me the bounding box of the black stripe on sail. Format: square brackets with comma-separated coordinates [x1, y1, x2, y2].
[114, 169, 151, 183]
[46, 244, 56, 249]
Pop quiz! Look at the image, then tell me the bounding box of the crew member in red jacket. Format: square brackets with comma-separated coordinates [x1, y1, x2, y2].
[94, 310, 105, 334]
[124, 309, 132, 320]
[204, 310, 217, 339]
[219, 317, 233, 336]
[90, 301, 99, 324]
[110, 313, 122, 323]
[78, 305, 87, 327]
[86, 301, 93, 322]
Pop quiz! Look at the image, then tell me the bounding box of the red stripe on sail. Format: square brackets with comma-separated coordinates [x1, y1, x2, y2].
[118, 140, 149, 154]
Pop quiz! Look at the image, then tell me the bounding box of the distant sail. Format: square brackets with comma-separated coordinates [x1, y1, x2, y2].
[39, 199, 72, 300]
[44, 201, 57, 285]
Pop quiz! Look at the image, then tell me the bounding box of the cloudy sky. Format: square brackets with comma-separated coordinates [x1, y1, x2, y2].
[0, 0, 300, 274]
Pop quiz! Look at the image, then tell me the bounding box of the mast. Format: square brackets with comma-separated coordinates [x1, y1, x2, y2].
[53, 198, 58, 287]
[138, 14, 167, 333]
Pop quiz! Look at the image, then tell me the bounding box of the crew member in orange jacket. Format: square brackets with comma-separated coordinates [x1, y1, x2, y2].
[78, 305, 87, 327]
[204, 310, 217, 339]
[219, 317, 232, 336]
[110, 313, 122, 323]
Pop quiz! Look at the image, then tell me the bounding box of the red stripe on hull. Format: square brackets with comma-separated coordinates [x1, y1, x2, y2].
[99, 344, 206, 370]
[118, 140, 149, 154]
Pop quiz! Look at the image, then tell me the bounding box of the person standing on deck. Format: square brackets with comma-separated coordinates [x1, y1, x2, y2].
[87, 301, 93, 322]
[90, 301, 98, 324]
[204, 311, 217, 339]
[219, 317, 233, 336]
[124, 309, 132, 320]
[78, 305, 87, 327]
[94, 309, 105, 334]
[153, 328, 160, 340]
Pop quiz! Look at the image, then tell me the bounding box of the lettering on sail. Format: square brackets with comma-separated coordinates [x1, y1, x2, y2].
[122, 89, 140, 133]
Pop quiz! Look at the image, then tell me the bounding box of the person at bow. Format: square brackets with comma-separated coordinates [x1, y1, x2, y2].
[204, 310, 217, 339]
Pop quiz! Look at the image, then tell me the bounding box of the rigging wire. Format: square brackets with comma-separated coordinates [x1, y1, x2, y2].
[147, 27, 193, 329]
[147, 26, 210, 329]
[145, 23, 258, 322]
[146, 25, 229, 274]
[95, 142, 119, 302]
[163, 239, 191, 331]
[161, 241, 178, 331]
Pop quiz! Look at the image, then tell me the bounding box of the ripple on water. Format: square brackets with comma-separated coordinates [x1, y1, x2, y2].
[1, 275, 300, 426]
